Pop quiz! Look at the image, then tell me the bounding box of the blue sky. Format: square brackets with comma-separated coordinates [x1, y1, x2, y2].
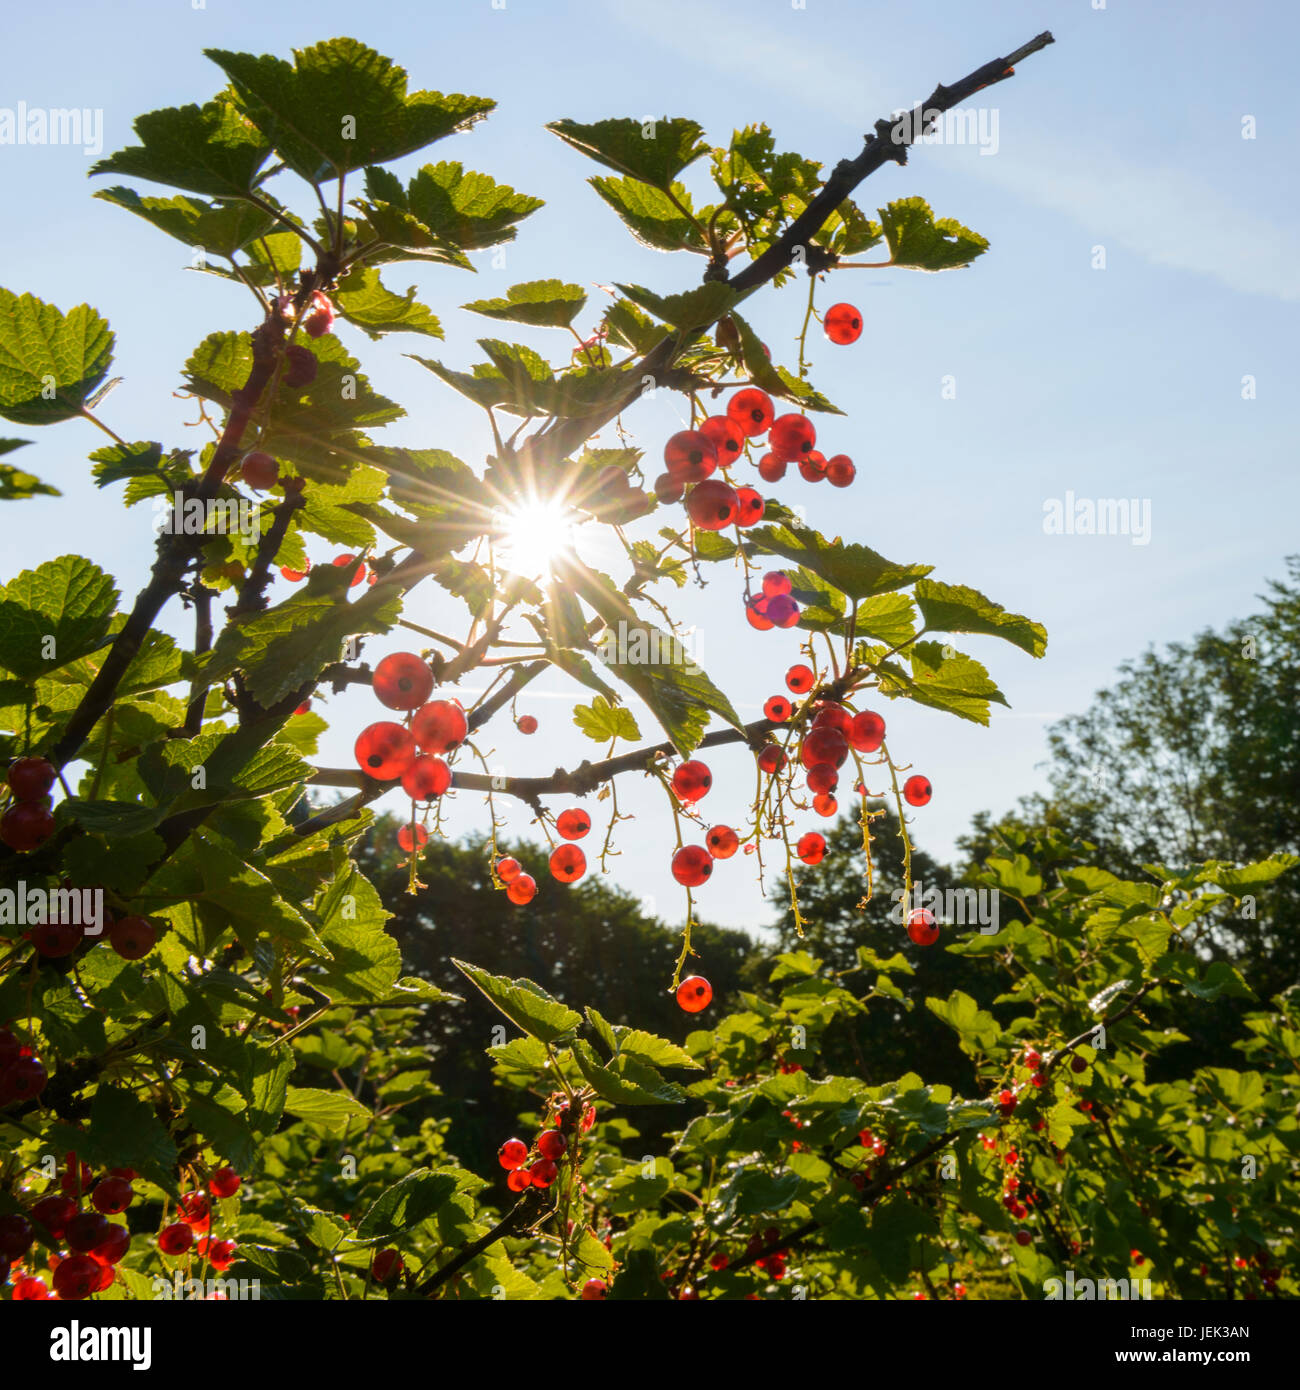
[2, 0, 1296, 935]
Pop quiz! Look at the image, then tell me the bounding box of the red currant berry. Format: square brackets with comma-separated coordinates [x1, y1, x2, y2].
[31, 919, 81, 957]
[13, 1274, 49, 1300]
[354, 721, 416, 780]
[401, 754, 451, 800]
[280, 562, 310, 582]
[763, 572, 793, 599]
[239, 450, 278, 490]
[529, 1158, 559, 1188]
[53, 1253, 100, 1301]
[1014, 1230, 1032, 1247]
[805, 763, 838, 796]
[90, 1224, 131, 1267]
[764, 695, 791, 722]
[765, 595, 800, 628]
[798, 452, 828, 483]
[796, 831, 826, 865]
[283, 343, 317, 388]
[411, 699, 468, 754]
[177, 1191, 210, 1226]
[671, 760, 712, 802]
[159, 1222, 194, 1256]
[556, 808, 591, 840]
[549, 843, 586, 884]
[91, 1177, 133, 1215]
[517, 714, 538, 734]
[654, 472, 685, 504]
[813, 793, 837, 817]
[709, 1252, 729, 1271]
[109, 915, 156, 960]
[686, 479, 739, 531]
[812, 702, 853, 737]
[727, 387, 775, 437]
[506, 1168, 532, 1193]
[206, 1238, 236, 1271]
[757, 743, 787, 775]
[706, 825, 739, 859]
[768, 413, 817, 461]
[699, 415, 744, 467]
[581, 1277, 608, 1299]
[671, 845, 713, 887]
[1, 800, 55, 852]
[498, 1139, 529, 1170]
[1070, 1056, 1088, 1074]
[372, 1248, 404, 1283]
[825, 454, 856, 487]
[0, 1213, 33, 1259]
[677, 975, 713, 1013]
[745, 595, 775, 631]
[849, 709, 885, 752]
[824, 302, 863, 345]
[209, 1166, 241, 1200]
[734, 486, 765, 528]
[31, 1194, 77, 1238]
[756, 453, 786, 483]
[332, 553, 367, 587]
[396, 823, 428, 853]
[903, 775, 932, 807]
[372, 652, 434, 711]
[537, 1130, 567, 1161]
[507, 874, 538, 906]
[302, 290, 336, 338]
[785, 663, 814, 693]
[1024, 1049, 1042, 1071]
[907, 908, 939, 946]
[7, 756, 56, 801]
[802, 726, 849, 768]
[4, 1055, 48, 1099]
[663, 430, 717, 480]
[496, 857, 522, 883]
[66, 1211, 112, 1253]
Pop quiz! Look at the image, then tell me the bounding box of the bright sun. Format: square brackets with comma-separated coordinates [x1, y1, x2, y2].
[494, 499, 576, 578]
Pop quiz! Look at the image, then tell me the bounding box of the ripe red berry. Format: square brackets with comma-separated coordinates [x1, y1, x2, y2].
[764, 696, 792, 722]
[506, 1167, 532, 1192]
[206, 1238, 237, 1271]
[209, 1166, 241, 1200]
[825, 454, 856, 487]
[396, 823, 427, 853]
[706, 825, 739, 859]
[1014, 1230, 1032, 1247]
[53, 1253, 100, 1301]
[765, 595, 800, 628]
[797, 451, 828, 483]
[13, 1274, 49, 1300]
[745, 596, 775, 631]
[663, 430, 717, 480]
[671, 845, 713, 888]
[654, 472, 686, 504]
[735, 487, 765, 528]
[517, 714, 538, 734]
[556, 808, 591, 840]
[31, 1194, 78, 1238]
[1, 800, 55, 852]
[1070, 1056, 1088, 1074]
[496, 857, 522, 883]
[849, 710, 885, 752]
[1024, 1049, 1042, 1071]
[302, 290, 336, 338]
[785, 663, 814, 694]
[529, 1158, 559, 1188]
[354, 721, 416, 780]
[498, 1139, 529, 1170]
[239, 450, 278, 490]
[699, 415, 744, 467]
[802, 726, 849, 768]
[763, 571, 793, 599]
[537, 1130, 567, 1161]
[677, 976, 713, 1013]
[31, 919, 81, 957]
[411, 699, 467, 753]
[805, 763, 838, 796]
[109, 915, 156, 960]
[159, 1222, 194, 1256]
[401, 754, 451, 800]
[757, 743, 787, 775]
[7, 756, 56, 801]
[332, 553, 367, 587]
[373, 652, 434, 711]
[283, 343, 317, 388]
[91, 1177, 133, 1215]
[90, 1224, 131, 1267]
[907, 908, 939, 946]
[372, 1248, 404, 1283]
[671, 760, 712, 802]
[507, 874, 538, 906]
[0, 1213, 33, 1259]
[727, 387, 775, 437]
[812, 702, 853, 737]
[796, 832, 826, 865]
[66, 1211, 112, 1253]
[178, 1191, 210, 1226]
[824, 302, 863, 345]
[756, 453, 786, 483]
[4, 1055, 48, 1099]
[686, 479, 739, 531]
[768, 414, 816, 461]
[280, 562, 310, 582]
[813, 793, 837, 817]
[581, 1277, 608, 1299]
[903, 775, 932, 807]
[549, 843, 586, 884]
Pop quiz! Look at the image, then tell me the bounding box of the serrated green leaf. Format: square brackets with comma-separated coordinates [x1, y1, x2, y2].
[572, 695, 641, 743]
[452, 959, 582, 1044]
[462, 279, 587, 329]
[548, 117, 708, 188]
[0, 290, 115, 426]
[913, 579, 1047, 658]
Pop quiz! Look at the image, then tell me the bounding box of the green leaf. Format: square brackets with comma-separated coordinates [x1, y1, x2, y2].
[0, 290, 114, 426]
[313, 865, 401, 1003]
[747, 521, 930, 602]
[88, 440, 165, 489]
[0, 443, 59, 501]
[1194, 854, 1300, 892]
[462, 279, 587, 329]
[83, 1088, 179, 1189]
[879, 196, 989, 272]
[93, 186, 277, 257]
[925, 991, 1001, 1051]
[571, 1038, 687, 1105]
[90, 97, 272, 198]
[572, 695, 641, 743]
[208, 39, 493, 182]
[0, 555, 117, 679]
[283, 1086, 370, 1131]
[547, 117, 708, 188]
[852, 593, 917, 648]
[355, 1168, 459, 1242]
[617, 281, 738, 333]
[589, 179, 707, 253]
[913, 580, 1047, 658]
[885, 641, 1008, 726]
[451, 959, 582, 1044]
[332, 266, 442, 339]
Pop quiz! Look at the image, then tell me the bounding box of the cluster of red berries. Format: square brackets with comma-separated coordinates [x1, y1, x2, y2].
[280, 552, 378, 588]
[497, 1097, 594, 1193]
[1, 755, 57, 853]
[745, 1227, 789, 1280]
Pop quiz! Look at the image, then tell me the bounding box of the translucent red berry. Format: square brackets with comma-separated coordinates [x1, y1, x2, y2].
[654, 472, 685, 504]
[581, 1277, 608, 1299]
[812, 702, 853, 737]
[31, 1194, 77, 1238]
[507, 874, 537, 906]
[65, 1212, 111, 1254]
[813, 793, 837, 817]
[756, 453, 786, 483]
[397, 823, 428, 853]
[178, 1191, 210, 1226]
[805, 763, 838, 795]
[7, 756, 56, 801]
[663, 429, 717, 480]
[768, 413, 816, 461]
[764, 695, 791, 722]
[735, 487, 765, 528]
[401, 754, 451, 800]
[280, 562, 310, 582]
[785, 663, 814, 693]
[1, 800, 55, 852]
[727, 387, 775, 437]
[91, 1224, 131, 1266]
[13, 1275, 49, 1300]
[109, 915, 156, 960]
[903, 775, 932, 807]
[907, 908, 939, 946]
[757, 744, 787, 775]
[206, 1238, 237, 1271]
[672, 844, 714, 887]
[529, 1158, 559, 1188]
[796, 832, 826, 865]
[801, 726, 849, 768]
[496, 857, 522, 883]
[764, 572, 793, 599]
[706, 825, 739, 859]
[798, 452, 827, 483]
[373, 652, 434, 711]
[537, 1130, 567, 1161]
[517, 715, 538, 734]
[765, 595, 800, 628]
[53, 1253, 100, 1301]
[506, 1168, 532, 1192]
[745, 596, 774, 631]
[549, 843, 586, 884]
[4, 1055, 48, 1098]
[1024, 1049, 1042, 1071]
[302, 290, 336, 338]
[849, 710, 885, 752]
[159, 1222, 194, 1256]
[411, 699, 468, 753]
[239, 450, 278, 490]
[556, 808, 591, 840]
[677, 976, 713, 1013]
[826, 454, 856, 487]
[91, 1177, 133, 1215]
[686, 479, 739, 531]
[824, 302, 863, 345]
[498, 1139, 529, 1170]
[372, 1248, 404, 1283]
[332, 553, 367, 587]
[699, 415, 744, 467]
[354, 721, 416, 780]
[672, 760, 712, 802]
[209, 1166, 241, 1200]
